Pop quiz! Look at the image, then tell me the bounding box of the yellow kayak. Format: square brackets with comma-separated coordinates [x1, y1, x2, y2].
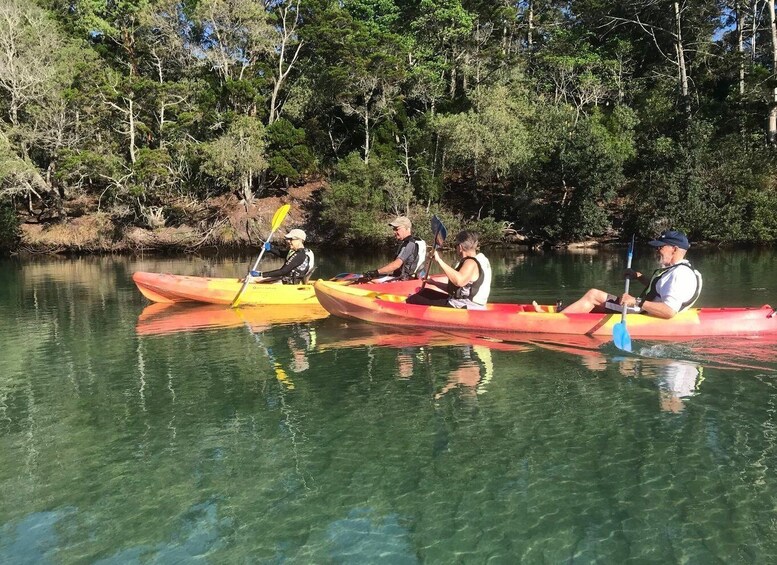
[133, 272, 319, 305]
[132, 271, 445, 306]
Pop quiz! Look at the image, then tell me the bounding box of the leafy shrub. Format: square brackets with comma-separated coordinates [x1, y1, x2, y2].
[321, 152, 389, 244]
[266, 118, 316, 184]
[56, 149, 122, 193]
[0, 200, 20, 253]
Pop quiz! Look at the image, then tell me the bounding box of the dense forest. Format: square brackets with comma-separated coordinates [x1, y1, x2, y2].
[1, 0, 777, 253]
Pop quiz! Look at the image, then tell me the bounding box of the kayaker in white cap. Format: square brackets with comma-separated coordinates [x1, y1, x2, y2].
[545, 229, 702, 319]
[250, 228, 315, 284]
[362, 216, 426, 282]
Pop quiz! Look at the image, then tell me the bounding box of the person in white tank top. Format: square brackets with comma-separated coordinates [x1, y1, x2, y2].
[406, 230, 492, 310]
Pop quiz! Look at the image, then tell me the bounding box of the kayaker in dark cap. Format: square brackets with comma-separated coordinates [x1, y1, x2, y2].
[362, 216, 426, 281]
[544, 230, 702, 319]
[250, 228, 315, 284]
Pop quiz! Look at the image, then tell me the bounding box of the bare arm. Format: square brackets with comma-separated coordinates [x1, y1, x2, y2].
[620, 293, 677, 319]
[376, 257, 404, 275]
[434, 252, 477, 287]
[640, 300, 677, 319]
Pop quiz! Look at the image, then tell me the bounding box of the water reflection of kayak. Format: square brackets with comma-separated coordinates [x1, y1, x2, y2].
[135, 302, 329, 336]
[465, 331, 777, 372]
[314, 280, 777, 338]
[132, 271, 446, 305]
[316, 323, 530, 352]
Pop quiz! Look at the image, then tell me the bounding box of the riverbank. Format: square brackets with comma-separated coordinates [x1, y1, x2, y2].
[14, 183, 325, 255]
[11, 180, 559, 255]
[21, 176, 743, 256]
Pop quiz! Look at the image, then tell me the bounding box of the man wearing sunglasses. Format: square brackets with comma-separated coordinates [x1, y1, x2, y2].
[557, 230, 702, 319]
[249, 228, 314, 284]
[362, 216, 426, 281]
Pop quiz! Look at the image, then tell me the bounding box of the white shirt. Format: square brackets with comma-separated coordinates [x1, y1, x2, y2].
[654, 260, 699, 312]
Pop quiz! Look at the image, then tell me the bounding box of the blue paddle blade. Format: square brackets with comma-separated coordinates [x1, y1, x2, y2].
[613, 321, 632, 352]
[437, 223, 447, 247]
[431, 215, 447, 247]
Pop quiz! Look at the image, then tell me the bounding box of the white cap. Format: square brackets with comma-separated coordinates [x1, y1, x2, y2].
[285, 228, 307, 242]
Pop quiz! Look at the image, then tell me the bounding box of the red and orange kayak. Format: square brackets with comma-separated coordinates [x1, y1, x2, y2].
[313, 280, 777, 338]
[132, 272, 444, 306]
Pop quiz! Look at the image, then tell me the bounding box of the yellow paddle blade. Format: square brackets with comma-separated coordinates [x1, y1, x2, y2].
[272, 204, 291, 232]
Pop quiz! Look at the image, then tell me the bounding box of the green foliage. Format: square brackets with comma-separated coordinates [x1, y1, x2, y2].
[321, 152, 406, 244]
[558, 106, 637, 239]
[412, 0, 474, 48]
[0, 199, 19, 252]
[266, 118, 315, 184]
[409, 210, 506, 247]
[435, 84, 534, 182]
[466, 216, 506, 245]
[56, 150, 123, 192]
[201, 116, 267, 195]
[0, 135, 29, 183]
[132, 148, 174, 196]
[624, 118, 777, 243]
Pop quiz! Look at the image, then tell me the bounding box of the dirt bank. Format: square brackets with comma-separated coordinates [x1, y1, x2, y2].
[17, 182, 325, 254]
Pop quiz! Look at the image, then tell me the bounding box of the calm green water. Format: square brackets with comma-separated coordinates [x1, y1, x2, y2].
[2, 248, 777, 563]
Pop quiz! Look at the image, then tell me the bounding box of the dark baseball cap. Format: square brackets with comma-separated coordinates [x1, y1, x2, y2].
[648, 230, 690, 250]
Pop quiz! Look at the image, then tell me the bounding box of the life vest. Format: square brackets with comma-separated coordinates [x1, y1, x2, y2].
[282, 248, 315, 284]
[639, 260, 702, 311]
[447, 253, 492, 305]
[392, 236, 426, 280]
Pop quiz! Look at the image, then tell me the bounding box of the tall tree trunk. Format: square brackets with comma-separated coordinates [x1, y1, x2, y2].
[674, 2, 691, 116]
[527, 0, 534, 48]
[9, 97, 18, 126]
[268, 1, 303, 125]
[449, 59, 457, 96]
[752, 0, 761, 63]
[128, 97, 137, 164]
[462, 52, 469, 93]
[738, 0, 746, 95]
[153, 49, 165, 148]
[769, 0, 777, 143]
[364, 110, 370, 164]
[242, 172, 253, 203]
[502, 2, 508, 56]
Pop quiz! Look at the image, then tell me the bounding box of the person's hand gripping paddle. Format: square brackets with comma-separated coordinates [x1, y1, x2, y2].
[420, 215, 447, 290]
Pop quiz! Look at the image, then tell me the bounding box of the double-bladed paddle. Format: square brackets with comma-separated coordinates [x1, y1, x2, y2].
[613, 234, 636, 352]
[231, 204, 291, 308]
[420, 215, 448, 290]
